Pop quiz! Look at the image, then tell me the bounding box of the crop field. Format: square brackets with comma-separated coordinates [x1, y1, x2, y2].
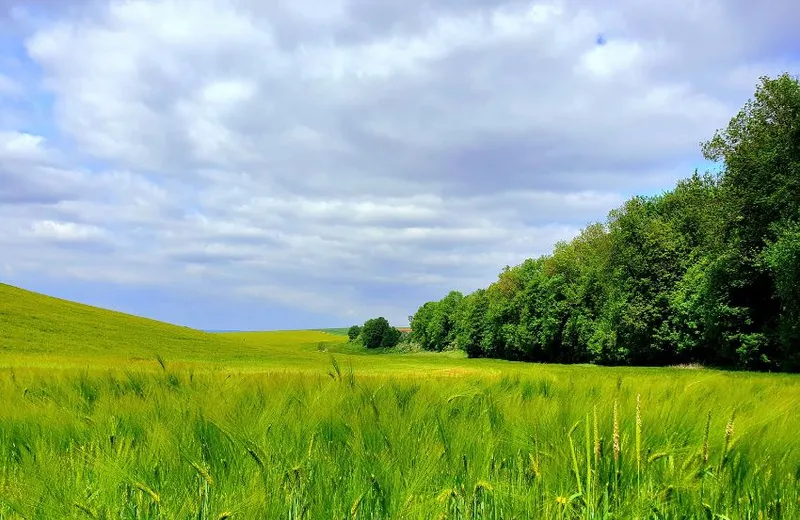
[1, 283, 799, 519]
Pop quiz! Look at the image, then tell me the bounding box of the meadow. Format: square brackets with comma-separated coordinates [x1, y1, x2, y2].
[1, 284, 799, 519]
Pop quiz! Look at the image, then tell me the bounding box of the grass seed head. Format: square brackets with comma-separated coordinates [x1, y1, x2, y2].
[636, 394, 642, 469]
[724, 411, 736, 456]
[593, 405, 600, 464]
[613, 400, 620, 464]
[703, 411, 712, 464]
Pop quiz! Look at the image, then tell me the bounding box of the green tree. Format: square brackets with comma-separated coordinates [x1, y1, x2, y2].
[481, 267, 523, 359]
[408, 73, 800, 373]
[603, 196, 690, 364]
[701, 72, 800, 369]
[764, 223, 800, 369]
[360, 317, 401, 349]
[453, 289, 489, 357]
[427, 291, 463, 351]
[410, 302, 437, 350]
[347, 325, 361, 342]
[544, 223, 611, 363]
[381, 326, 402, 349]
[409, 291, 464, 351]
[702, 73, 800, 253]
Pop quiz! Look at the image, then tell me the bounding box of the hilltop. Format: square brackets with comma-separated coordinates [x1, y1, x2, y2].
[0, 283, 227, 362]
[0, 283, 352, 368]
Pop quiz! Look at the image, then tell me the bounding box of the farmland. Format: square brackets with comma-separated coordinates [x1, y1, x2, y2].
[1, 283, 799, 519]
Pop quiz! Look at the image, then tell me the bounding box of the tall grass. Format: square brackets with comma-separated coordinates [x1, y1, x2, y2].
[1, 363, 798, 519]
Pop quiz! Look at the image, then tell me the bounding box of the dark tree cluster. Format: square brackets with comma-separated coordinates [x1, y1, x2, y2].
[410, 74, 800, 372]
[349, 317, 403, 349]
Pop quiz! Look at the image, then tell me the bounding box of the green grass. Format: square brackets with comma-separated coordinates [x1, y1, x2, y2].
[0, 283, 232, 364]
[313, 328, 351, 336]
[1, 283, 799, 518]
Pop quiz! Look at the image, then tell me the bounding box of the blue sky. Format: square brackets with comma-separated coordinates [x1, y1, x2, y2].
[1, 0, 798, 330]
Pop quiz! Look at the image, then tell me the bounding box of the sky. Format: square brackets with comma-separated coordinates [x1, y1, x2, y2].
[1, 0, 798, 331]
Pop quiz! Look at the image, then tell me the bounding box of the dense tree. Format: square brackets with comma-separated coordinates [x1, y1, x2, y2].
[409, 302, 436, 349]
[702, 74, 800, 253]
[360, 317, 402, 349]
[381, 326, 403, 349]
[408, 73, 800, 372]
[764, 223, 800, 369]
[700, 73, 800, 369]
[410, 291, 463, 351]
[347, 325, 361, 342]
[452, 289, 489, 357]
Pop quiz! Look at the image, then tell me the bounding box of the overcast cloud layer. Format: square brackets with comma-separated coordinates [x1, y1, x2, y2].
[1, 0, 798, 329]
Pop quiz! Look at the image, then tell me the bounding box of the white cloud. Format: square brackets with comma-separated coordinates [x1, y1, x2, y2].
[200, 79, 257, 105]
[29, 220, 108, 242]
[0, 131, 48, 161]
[0, 0, 797, 326]
[576, 40, 645, 80]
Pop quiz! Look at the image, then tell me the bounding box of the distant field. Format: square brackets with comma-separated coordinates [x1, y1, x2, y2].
[0, 284, 477, 375]
[1, 283, 799, 518]
[313, 328, 351, 336]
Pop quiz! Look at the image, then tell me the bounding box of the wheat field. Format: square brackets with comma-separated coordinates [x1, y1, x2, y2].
[1, 284, 799, 518]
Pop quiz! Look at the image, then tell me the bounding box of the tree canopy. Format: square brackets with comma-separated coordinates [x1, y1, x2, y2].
[409, 73, 800, 372]
[347, 325, 361, 342]
[359, 317, 402, 349]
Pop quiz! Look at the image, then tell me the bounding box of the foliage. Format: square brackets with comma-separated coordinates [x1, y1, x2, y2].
[410, 73, 800, 372]
[763, 222, 800, 369]
[347, 325, 362, 342]
[360, 317, 402, 349]
[410, 291, 463, 351]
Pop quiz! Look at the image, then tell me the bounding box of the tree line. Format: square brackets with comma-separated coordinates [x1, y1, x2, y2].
[408, 73, 800, 372]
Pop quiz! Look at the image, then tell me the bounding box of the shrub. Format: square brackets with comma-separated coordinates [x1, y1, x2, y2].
[347, 325, 361, 342]
[361, 317, 401, 349]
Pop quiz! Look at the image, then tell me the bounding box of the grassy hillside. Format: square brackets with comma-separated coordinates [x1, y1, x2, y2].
[0, 283, 216, 355]
[0, 283, 349, 369]
[0, 283, 470, 375]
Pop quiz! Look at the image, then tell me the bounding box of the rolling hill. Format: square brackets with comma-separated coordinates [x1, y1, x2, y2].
[0, 283, 349, 368]
[0, 283, 223, 359]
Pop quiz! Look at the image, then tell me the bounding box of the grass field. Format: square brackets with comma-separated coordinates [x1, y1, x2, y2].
[1, 283, 799, 518]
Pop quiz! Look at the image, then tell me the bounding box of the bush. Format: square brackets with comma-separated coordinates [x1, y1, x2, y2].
[381, 326, 402, 349]
[347, 325, 361, 342]
[361, 317, 401, 349]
